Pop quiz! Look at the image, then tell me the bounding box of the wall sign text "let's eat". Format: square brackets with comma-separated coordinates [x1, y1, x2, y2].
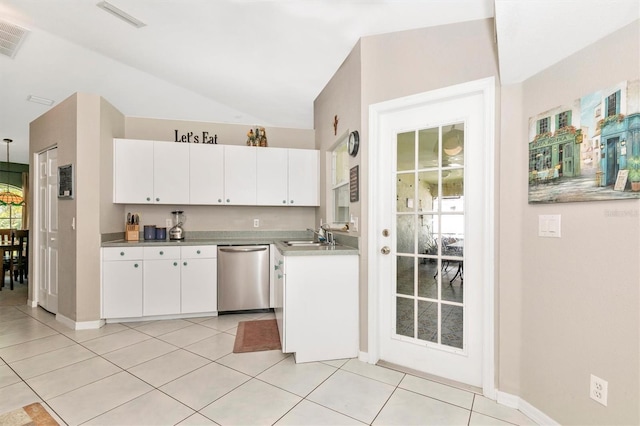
[174, 130, 218, 144]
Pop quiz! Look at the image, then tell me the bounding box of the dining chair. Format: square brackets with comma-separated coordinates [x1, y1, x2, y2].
[0, 229, 19, 290]
[12, 230, 29, 283]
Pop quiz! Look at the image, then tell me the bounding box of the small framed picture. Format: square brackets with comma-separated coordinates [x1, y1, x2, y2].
[58, 164, 74, 199]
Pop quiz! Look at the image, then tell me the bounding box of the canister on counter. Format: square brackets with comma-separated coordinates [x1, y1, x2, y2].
[155, 227, 167, 240]
[144, 225, 156, 240]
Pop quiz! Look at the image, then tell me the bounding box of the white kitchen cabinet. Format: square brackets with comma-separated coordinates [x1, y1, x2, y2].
[273, 249, 285, 347]
[154, 142, 190, 204]
[113, 139, 154, 204]
[181, 245, 217, 313]
[102, 247, 144, 318]
[190, 144, 224, 205]
[143, 247, 181, 316]
[288, 149, 319, 206]
[277, 251, 359, 363]
[224, 145, 257, 205]
[257, 147, 288, 205]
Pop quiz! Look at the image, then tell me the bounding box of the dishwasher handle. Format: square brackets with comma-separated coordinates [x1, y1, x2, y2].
[219, 246, 268, 253]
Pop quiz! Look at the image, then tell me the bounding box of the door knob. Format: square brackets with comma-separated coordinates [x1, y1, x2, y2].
[380, 246, 390, 255]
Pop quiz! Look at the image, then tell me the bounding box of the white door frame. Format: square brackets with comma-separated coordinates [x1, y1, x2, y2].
[367, 77, 496, 398]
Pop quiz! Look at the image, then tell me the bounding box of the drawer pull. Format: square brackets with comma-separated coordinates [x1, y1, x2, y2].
[159, 251, 164, 255]
[134, 263, 139, 268]
[197, 250, 201, 254]
[120, 251, 125, 256]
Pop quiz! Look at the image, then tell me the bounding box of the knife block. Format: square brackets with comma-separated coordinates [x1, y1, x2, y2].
[125, 224, 139, 241]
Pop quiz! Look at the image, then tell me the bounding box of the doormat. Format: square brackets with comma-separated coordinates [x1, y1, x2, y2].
[0, 403, 59, 426]
[233, 319, 282, 353]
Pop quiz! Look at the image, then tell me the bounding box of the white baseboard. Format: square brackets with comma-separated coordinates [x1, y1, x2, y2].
[27, 299, 37, 308]
[358, 351, 369, 363]
[56, 314, 105, 330]
[496, 390, 559, 425]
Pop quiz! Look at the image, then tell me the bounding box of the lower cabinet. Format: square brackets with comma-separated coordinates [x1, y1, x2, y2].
[181, 246, 217, 314]
[102, 245, 217, 319]
[143, 247, 181, 316]
[275, 251, 359, 363]
[102, 247, 143, 319]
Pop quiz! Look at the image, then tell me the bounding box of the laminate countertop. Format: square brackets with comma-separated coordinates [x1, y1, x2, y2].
[101, 233, 359, 256]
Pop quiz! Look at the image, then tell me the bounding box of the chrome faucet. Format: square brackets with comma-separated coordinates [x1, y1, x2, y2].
[306, 227, 325, 242]
[306, 227, 335, 245]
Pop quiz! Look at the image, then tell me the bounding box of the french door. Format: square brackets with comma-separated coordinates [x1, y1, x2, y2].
[370, 79, 495, 390]
[36, 147, 58, 314]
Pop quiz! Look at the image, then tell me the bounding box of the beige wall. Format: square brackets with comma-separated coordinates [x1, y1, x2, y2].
[123, 117, 317, 231]
[100, 98, 126, 235]
[30, 94, 78, 320]
[317, 19, 499, 354]
[502, 20, 639, 425]
[30, 93, 125, 322]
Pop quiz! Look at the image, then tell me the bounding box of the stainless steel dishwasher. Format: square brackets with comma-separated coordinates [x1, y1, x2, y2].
[217, 245, 270, 312]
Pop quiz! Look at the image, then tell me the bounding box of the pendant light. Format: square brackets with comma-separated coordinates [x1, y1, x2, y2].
[0, 138, 24, 207]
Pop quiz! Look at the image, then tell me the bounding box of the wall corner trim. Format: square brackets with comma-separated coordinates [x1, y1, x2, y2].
[56, 314, 105, 330]
[496, 390, 559, 425]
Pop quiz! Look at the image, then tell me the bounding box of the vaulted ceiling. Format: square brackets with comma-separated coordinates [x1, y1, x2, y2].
[1, 0, 638, 163]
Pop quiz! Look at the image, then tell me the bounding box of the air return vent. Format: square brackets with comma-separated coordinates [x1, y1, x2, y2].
[0, 20, 29, 59]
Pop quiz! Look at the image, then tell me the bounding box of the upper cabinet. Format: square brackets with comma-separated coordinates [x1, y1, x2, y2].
[114, 139, 319, 206]
[114, 139, 188, 204]
[257, 147, 288, 206]
[190, 143, 224, 205]
[257, 147, 319, 206]
[224, 145, 257, 205]
[113, 139, 154, 204]
[154, 142, 189, 204]
[288, 148, 319, 206]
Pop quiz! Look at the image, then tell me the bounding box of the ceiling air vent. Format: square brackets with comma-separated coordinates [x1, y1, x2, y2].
[0, 20, 29, 59]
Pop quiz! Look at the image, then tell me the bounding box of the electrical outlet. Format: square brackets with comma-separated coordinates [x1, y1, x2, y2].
[590, 374, 608, 406]
[253, 219, 259, 228]
[166, 219, 172, 228]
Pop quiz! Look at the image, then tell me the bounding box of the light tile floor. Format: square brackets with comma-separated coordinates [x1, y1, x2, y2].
[0, 305, 536, 426]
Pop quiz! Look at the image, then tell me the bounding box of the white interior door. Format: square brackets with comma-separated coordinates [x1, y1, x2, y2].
[37, 147, 58, 313]
[370, 79, 495, 389]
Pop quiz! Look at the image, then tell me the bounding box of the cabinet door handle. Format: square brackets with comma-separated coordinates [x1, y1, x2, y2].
[134, 263, 139, 268]
[156, 197, 160, 202]
[183, 262, 187, 266]
[218, 199, 222, 203]
[120, 251, 125, 256]
[290, 200, 294, 204]
[282, 200, 286, 204]
[196, 250, 201, 254]
[146, 197, 151, 202]
[226, 198, 230, 203]
[173, 262, 178, 266]
[159, 251, 164, 255]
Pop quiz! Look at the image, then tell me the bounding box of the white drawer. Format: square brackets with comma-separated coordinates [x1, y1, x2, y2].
[181, 245, 217, 259]
[103, 247, 144, 261]
[143, 246, 181, 260]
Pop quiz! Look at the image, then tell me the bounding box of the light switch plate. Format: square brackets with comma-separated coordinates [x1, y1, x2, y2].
[539, 214, 561, 238]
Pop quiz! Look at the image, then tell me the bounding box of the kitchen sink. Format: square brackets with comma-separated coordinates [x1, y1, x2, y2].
[283, 240, 327, 247]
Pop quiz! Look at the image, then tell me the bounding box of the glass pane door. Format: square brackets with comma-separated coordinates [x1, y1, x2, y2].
[395, 123, 465, 350]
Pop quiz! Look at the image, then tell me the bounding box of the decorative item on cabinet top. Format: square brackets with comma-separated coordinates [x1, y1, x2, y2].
[247, 127, 268, 147]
